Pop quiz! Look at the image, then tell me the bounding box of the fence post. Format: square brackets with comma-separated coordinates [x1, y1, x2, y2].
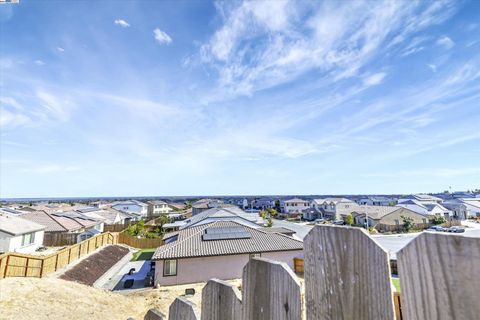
[24, 257, 29, 277]
[242, 257, 301, 320]
[304, 225, 394, 320]
[397, 232, 480, 320]
[168, 297, 199, 320]
[201, 279, 242, 320]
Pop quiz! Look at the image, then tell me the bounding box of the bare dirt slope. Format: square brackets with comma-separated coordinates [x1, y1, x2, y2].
[0, 277, 242, 320]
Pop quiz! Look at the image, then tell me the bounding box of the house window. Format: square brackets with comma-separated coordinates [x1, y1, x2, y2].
[163, 259, 177, 276]
[21, 232, 35, 246]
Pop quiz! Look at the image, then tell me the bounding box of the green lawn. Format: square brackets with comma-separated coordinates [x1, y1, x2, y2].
[131, 248, 156, 261]
[392, 278, 401, 292]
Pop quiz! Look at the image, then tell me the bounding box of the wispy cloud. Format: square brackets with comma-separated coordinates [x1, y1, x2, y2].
[153, 28, 172, 44]
[199, 0, 457, 100]
[34, 60, 45, 66]
[57, 47, 65, 52]
[114, 19, 130, 28]
[23, 164, 81, 174]
[436, 36, 454, 49]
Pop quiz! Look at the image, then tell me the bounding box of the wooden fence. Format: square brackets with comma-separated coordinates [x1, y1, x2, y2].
[43, 232, 79, 246]
[118, 232, 163, 249]
[158, 225, 479, 320]
[104, 223, 132, 232]
[0, 232, 118, 279]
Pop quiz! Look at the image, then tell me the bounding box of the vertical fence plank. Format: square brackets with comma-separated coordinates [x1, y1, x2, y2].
[304, 225, 394, 320]
[201, 279, 242, 320]
[397, 232, 480, 320]
[168, 297, 200, 320]
[242, 257, 301, 320]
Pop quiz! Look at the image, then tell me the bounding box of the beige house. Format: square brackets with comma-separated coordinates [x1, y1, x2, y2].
[147, 200, 173, 217]
[152, 221, 303, 286]
[351, 206, 430, 232]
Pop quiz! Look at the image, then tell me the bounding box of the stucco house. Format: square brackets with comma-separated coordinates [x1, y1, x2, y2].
[21, 210, 104, 244]
[153, 221, 303, 286]
[351, 206, 430, 232]
[180, 207, 263, 230]
[283, 198, 310, 214]
[147, 200, 173, 217]
[396, 199, 451, 217]
[111, 200, 148, 218]
[0, 213, 45, 254]
[311, 198, 359, 220]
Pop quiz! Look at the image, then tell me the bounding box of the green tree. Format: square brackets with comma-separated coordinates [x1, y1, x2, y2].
[345, 213, 354, 226]
[401, 215, 415, 233]
[274, 199, 281, 212]
[266, 216, 273, 227]
[432, 215, 447, 225]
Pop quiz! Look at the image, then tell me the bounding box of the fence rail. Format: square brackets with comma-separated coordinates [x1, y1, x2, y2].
[0, 232, 118, 279]
[118, 231, 163, 249]
[157, 225, 479, 320]
[43, 232, 79, 246]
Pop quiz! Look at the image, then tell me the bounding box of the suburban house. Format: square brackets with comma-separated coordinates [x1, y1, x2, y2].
[350, 206, 430, 232]
[357, 196, 397, 206]
[251, 198, 274, 210]
[396, 199, 451, 217]
[153, 220, 303, 286]
[111, 200, 148, 218]
[147, 200, 173, 217]
[399, 194, 443, 204]
[76, 207, 129, 225]
[179, 207, 263, 230]
[443, 198, 480, 219]
[192, 199, 237, 216]
[168, 203, 187, 211]
[283, 198, 310, 214]
[21, 210, 104, 244]
[310, 198, 359, 220]
[0, 213, 45, 254]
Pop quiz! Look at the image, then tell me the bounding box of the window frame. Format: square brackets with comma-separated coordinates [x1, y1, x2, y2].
[21, 232, 35, 247]
[163, 259, 178, 277]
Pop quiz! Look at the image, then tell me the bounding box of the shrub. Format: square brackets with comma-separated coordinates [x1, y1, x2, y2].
[432, 215, 447, 225]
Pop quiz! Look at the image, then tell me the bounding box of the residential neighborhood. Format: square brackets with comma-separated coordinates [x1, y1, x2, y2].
[1, 0, 480, 319]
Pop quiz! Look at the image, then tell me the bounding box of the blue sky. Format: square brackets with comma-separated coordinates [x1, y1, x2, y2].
[1, 0, 479, 198]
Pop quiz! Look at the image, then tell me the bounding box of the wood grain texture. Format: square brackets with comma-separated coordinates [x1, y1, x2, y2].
[169, 297, 200, 320]
[201, 279, 242, 320]
[242, 257, 301, 320]
[397, 232, 480, 320]
[304, 225, 394, 320]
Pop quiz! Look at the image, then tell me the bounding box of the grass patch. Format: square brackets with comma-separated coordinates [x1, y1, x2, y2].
[131, 248, 156, 261]
[392, 278, 401, 292]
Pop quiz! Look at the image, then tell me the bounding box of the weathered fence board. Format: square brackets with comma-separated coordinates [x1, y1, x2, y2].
[201, 279, 242, 320]
[304, 225, 394, 320]
[397, 232, 480, 320]
[169, 297, 200, 320]
[242, 257, 301, 320]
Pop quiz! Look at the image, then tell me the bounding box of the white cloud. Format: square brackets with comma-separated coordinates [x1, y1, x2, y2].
[199, 0, 458, 100]
[363, 72, 387, 86]
[153, 28, 172, 44]
[436, 36, 454, 49]
[36, 90, 73, 122]
[34, 60, 45, 66]
[114, 19, 130, 28]
[57, 47, 65, 52]
[428, 64, 437, 72]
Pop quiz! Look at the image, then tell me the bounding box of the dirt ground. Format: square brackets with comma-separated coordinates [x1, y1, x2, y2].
[0, 277, 241, 320]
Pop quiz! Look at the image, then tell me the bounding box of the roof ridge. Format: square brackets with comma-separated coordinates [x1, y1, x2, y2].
[41, 210, 69, 232]
[156, 221, 219, 257]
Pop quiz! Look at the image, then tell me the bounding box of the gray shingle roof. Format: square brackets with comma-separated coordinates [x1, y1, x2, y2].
[0, 213, 46, 235]
[153, 221, 303, 260]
